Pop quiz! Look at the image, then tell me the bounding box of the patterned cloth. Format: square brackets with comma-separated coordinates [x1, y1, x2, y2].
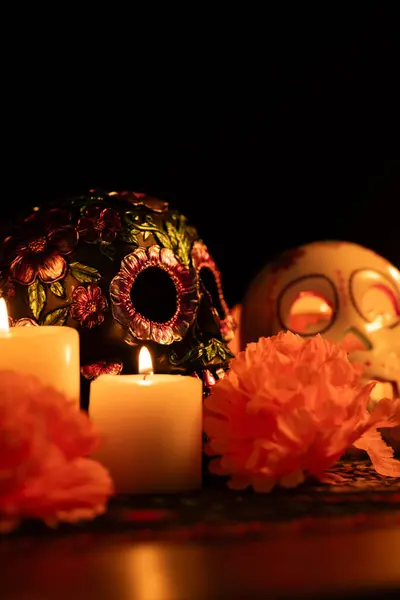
[98, 460, 400, 542]
[6, 460, 400, 541]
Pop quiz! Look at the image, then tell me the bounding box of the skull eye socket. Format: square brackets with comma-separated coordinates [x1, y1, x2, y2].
[131, 267, 177, 323]
[199, 266, 225, 320]
[361, 285, 399, 323]
[288, 291, 333, 334]
[278, 275, 337, 335]
[191, 239, 234, 341]
[350, 269, 400, 329]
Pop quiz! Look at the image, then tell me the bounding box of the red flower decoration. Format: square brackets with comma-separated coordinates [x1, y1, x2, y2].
[81, 361, 123, 380]
[77, 206, 121, 243]
[0, 271, 15, 298]
[110, 245, 199, 345]
[204, 332, 400, 492]
[11, 317, 39, 327]
[0, 371, 114, 533]
[71, 284, 108, 328]
[2, 209, 77, 286]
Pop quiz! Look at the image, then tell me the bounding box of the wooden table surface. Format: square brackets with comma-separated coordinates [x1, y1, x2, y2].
[2, 525, 400, 599]
[2, 461, 400, 600]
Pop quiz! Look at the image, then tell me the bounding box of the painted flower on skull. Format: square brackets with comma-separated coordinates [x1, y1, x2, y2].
[77, 207, 121, 244]
[71, 284, 108, 329]
[81, 361, 123, 380]
[2, 209, 77, 285]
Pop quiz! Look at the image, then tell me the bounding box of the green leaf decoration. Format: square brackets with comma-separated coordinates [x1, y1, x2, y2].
[121, 215, 142, 245]
[169, 338, 234, 370]
[100, 242, 116, 261]
[165, 221, 179, 247]
[152, 228, 174, 249]
[165, 217, 192, 266]
[28, 280, 46, 320]
[123, 212, 193, 263]
[177, 236, 192, 267]
[127, 233, 139, 245]
[144, 214, 155, 225]
[186, 225, 198, 241]
[49, 281, 66, 298]
[205, 343, 218, 362]
[41, 306, 70, 326]
[125, 215, 173, 250]
[120, 229, 139, 245]
[70, 262, 101, 283]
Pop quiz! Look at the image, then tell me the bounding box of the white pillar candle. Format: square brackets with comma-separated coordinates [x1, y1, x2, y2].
[89, 346, 203, 494]
[0, 298, 80, 404]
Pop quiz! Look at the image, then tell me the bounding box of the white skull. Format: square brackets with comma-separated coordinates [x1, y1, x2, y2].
[241, 241, 400, 408]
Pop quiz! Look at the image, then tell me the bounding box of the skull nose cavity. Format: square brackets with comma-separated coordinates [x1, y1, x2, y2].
[341, 328, 372, 352]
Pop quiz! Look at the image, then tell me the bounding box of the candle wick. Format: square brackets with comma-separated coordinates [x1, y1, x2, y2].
[142, 371, 153, 381]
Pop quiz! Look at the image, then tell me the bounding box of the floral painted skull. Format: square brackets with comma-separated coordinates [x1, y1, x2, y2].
[240, 241, 400, 408]
[0, 190, 234, 409]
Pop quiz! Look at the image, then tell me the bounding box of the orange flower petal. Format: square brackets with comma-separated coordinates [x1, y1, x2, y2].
[365, 396, 400, 430]
[354, 430, 400, 477]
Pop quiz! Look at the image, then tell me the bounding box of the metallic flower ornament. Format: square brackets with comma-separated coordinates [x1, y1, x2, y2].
[110, 245, 199, 345]
[0, 190, 234, 409]
[2, 209, 77, 285]
[81, 361, 123, 380]
[71, 284, 108, 329]
[77, 207, 122, 243]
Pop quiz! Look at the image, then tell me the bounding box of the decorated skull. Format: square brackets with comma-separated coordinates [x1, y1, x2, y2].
[0, 190, 234, 409]
[240, 241, 400, 410]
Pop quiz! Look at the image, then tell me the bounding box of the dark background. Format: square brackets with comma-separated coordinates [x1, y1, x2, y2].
[4, 7, 399, 308]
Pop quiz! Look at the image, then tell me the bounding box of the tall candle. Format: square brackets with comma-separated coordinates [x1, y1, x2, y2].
[0, 298, 80, 404]
[90, 346, 203, 494]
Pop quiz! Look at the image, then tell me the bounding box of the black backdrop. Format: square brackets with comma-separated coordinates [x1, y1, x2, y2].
[3, 7, 399, 308]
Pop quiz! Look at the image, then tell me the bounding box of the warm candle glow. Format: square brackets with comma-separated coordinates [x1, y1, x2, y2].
[0, 298, 10, 333]
[90, 371, 203, 493]
[139, 346, 153, 375]
[0, 301, 80, 404]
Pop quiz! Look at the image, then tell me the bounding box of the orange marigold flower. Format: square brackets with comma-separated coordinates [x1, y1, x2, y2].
[204, 331, 400, 492]
[0, 371, 114, 532]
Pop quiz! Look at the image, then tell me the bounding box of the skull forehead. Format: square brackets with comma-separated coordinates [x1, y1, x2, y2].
[270, 241, 397, 288]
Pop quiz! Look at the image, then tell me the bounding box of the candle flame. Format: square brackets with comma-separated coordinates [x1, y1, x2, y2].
[0, 298, 10, 332]
[139, 346, 153, 375]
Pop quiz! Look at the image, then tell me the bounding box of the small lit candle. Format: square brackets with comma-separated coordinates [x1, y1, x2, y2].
[0, 298, 80, 404]
[89, 346, 203, 494]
